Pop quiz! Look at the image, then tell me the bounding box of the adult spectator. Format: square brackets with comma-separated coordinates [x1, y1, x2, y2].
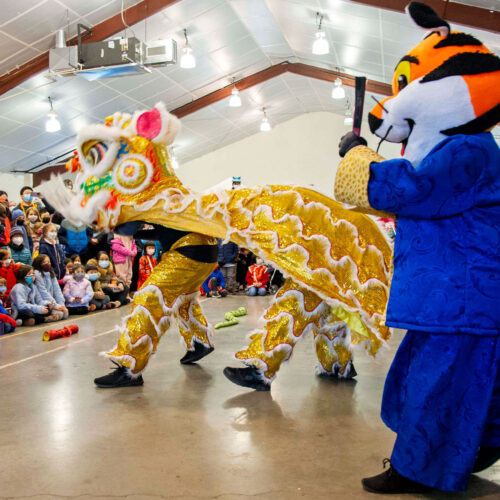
[15, 186, 45, 215]
[9, 226, 32, 265]
[86, 230, 111, 262]
[236, 248, 256, 291]
[218, 239, 238, 293]
[39, 224, 66, 280]
[58, 218, 93, 262]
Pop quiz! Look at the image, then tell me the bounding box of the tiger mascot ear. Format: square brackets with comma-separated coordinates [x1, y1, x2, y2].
[407, 1, 450, 37]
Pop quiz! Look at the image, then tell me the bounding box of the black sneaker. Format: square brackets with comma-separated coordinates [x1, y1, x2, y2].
[94, 362, 144, 388]
[223, 365, 270, 391]
[362, 459, 432, 494]
[473, 446, 500, 473]
[179, 341, 214, 364]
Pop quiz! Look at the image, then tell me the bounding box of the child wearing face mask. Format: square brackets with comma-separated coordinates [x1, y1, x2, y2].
[137, 241, 158, 289]
[10, 264, 59, 326]
[86, 263, 119, 310]
[39, 223, 66, 280]
[111, 233, 137, 287]
[0, 249, 19, 306]
[9, 226, 32, 265]
[10, 209, 32, 253]
[87, 251, 130, 306]
[0, 278, 19, 335]
[63, 263, 95, 315]
[32, 255, 68, 321]
[40, 210, 51, 225]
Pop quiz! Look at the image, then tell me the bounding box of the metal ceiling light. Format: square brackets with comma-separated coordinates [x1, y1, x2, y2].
[229, 78, 242, 107]
[331, 77, 346, 99]
[45, 97, 61, 133]
[260, 108, 271, 132]
[312, 13, 329, 55]
[180, 28, 196, 69]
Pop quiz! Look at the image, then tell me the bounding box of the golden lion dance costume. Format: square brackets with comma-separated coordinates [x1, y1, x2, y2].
[41, 102, 392, 390]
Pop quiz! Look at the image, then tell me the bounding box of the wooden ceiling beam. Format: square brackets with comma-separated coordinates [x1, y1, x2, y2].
[172, 61, 392, 118]
[0, 0, 181, 96]
[350, 0, 499, 34]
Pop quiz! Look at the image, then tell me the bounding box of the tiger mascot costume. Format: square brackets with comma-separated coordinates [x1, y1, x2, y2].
[334, 2, 500, 494]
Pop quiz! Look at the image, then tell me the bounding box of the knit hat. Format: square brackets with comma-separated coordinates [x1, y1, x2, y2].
[11, 209, 24, 219]
[10, 226, 24, 238]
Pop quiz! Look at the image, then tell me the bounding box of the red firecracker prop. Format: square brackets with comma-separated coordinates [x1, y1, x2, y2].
[42, 325, 79, 342]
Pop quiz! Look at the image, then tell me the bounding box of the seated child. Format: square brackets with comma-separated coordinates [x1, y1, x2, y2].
[87, 252, 129, 306]
[201, 265, 228, 298]
[137, 240, 158, 289]
[86, 263, 119, 310]
[9, 226, 32, 265]
[10, 264, 60, 326]
[246, 258, 269, 296]
[0, 277, 18, 335]
[33, 254, 68, 321]
[60, 258, 73, 286]
[0, 248, 19, 307]
[63, 263, 95, 315]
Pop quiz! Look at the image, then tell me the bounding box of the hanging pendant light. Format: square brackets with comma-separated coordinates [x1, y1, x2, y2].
[260, 108, 271, 132]
[312, 13, 329, 55]
[343, 108, 353, 126]
[229, 78, 242, 107]
[45, 97, 61, 133]
[180, 28, 196, 69]
[331, 77, 346, 99]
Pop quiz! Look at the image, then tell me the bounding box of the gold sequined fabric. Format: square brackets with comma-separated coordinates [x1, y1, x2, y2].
[234, 278, 354, 381]
[105, 233, 216, 374]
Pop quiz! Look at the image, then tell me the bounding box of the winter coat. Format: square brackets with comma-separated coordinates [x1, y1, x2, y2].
[38, 237, 66, 280]
[218, 241, 238, 266]
[0, 216, 10, 246]
[10, 282, 48, 317]
[111, 237, 137, 264]
[0, 262, 19, 299]
[63, 277, 94, 307]
[34, 270, 65, 307]
[138, 254, 157, 289]
[58, 220, 93, 256]
[9, 243, 32, 265]
[201, 269, 226, 294]
[368, 133, 500, 335]
[14, 201, 45, 215]
[246, 265, 269, 288]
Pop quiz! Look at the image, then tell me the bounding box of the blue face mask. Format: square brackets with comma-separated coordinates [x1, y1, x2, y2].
[23, 193, 32, 203]
[25, 276, 34, 285]
[88, 273, 98, 281]
[99, 260, 110, 269]
[0, 286, 6, 294]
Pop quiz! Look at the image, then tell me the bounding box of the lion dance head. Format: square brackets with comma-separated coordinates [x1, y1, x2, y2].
[40, 102, 183, 230]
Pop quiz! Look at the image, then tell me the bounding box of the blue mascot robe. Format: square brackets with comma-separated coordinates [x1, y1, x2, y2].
[368, 133, 500, 491]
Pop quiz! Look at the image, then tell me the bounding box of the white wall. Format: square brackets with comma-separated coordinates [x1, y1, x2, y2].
[178, 112, 401, 196]
[0, 172, 33, 203]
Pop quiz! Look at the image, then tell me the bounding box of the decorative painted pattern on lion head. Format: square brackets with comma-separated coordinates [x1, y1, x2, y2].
[368, 2, 500, 166]
[40, 102, 183, 230]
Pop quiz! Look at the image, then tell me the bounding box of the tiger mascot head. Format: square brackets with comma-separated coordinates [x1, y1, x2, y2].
[368, 2, 500, 166]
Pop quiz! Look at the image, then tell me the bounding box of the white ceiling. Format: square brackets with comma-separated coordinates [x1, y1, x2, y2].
[0, 0, 499, 174]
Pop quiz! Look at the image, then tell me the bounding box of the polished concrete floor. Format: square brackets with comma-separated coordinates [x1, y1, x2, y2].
[0, 294, 498, 500]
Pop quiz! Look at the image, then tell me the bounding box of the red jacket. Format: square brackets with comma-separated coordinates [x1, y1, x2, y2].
[246, 265, 269, 288]
[138, 254, 157, 289]
[0, 262, 20, 306]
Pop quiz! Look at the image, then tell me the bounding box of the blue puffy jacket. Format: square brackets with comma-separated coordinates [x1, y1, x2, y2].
[217, 241, 238, 266]
[202, 269, 226, 293]
[368, 133, 500, 335]
[58, 220, 92, 256]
